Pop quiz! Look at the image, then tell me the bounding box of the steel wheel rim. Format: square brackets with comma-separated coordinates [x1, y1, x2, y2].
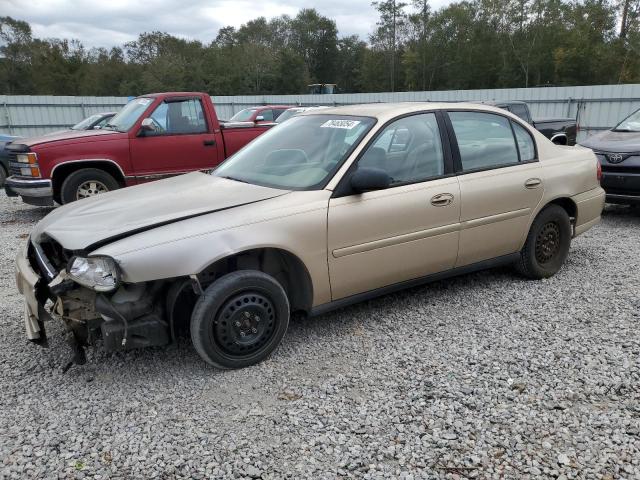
[535, 221, 561, 264]
[213, 292, 276, 357]
[76, 180, 109, 199]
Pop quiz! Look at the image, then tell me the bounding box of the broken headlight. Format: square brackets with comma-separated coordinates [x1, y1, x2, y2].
[67, 256, 120, 292]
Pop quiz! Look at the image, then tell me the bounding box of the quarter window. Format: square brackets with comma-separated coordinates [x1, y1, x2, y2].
[358, 113, 444, 184]
[512, 122, 536, 161]
[449, 111, 519, 171]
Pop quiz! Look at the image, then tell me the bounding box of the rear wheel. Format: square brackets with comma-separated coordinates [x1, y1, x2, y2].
[516, 204, 572, 279]
[190, 271, 290, 369]
[0, 165, 6, 187]
[60, 168, 120, 204]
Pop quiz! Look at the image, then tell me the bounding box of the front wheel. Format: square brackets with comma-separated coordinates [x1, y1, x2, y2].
[190, 271, 290, 369]
[60, 168, 120, 204]
[516, 204, 572, 279]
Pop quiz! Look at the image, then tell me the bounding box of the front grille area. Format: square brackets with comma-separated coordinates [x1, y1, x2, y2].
[8, 151, 22, 177]
[28, 238, 70, 281]
[601, 165, 639, 174]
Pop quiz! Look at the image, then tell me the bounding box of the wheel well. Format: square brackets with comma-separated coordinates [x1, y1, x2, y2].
[51, 162, 125, 202]
[548, 197, 577, 222]
[197, 248, 314, 314]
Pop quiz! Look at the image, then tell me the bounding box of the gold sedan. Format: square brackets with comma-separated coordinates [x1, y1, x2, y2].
[15, 103, 605, 369]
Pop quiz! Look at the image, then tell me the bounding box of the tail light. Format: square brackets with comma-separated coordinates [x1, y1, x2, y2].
[596, 159, 602, 183]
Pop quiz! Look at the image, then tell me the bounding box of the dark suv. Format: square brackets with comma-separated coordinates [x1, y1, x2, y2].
[579, 107, 640, 205]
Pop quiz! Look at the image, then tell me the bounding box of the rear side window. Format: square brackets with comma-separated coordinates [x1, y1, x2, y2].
[449, 111, 519, 171]
[512, 122, 536, 161]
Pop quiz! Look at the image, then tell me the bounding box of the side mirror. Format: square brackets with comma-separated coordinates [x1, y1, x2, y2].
[350, 167, 391, 193]
[255, 115, 265, 122]
[139, 118, 158, 135]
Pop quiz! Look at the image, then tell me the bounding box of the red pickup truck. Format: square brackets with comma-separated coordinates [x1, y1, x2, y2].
[4, 92, 272, 206]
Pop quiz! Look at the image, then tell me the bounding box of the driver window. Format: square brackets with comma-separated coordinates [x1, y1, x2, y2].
[358, 113, 445, 185]
[259, 110, 274, 121]
[148, 99, 208, 135]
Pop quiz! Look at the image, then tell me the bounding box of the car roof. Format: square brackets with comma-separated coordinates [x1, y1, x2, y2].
[300, 102, 516, 121]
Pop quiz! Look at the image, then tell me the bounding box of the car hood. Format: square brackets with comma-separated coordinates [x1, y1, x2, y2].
[579, 129, 640, 152]
[31, 172, 289, 251]
[10, 128, 121, 148]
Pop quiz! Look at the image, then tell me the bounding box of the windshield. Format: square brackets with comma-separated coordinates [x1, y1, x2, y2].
[103, 97, 153, 132]
[614, 108, 640, 132]
[215, 115, 375, 190]
[229, 108, 257, 122]
[275, 109, 301, 124]
[71, 114, 102, 130]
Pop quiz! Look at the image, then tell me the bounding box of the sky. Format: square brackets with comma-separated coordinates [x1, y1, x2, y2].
[2, 0, 453, 48]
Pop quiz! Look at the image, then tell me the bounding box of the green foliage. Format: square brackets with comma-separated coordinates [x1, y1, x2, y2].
[0, 1, 639, 96]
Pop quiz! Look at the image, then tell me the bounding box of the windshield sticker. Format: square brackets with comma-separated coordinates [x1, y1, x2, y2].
[320, 119, 361, 129]
[137, 98, 152, 106]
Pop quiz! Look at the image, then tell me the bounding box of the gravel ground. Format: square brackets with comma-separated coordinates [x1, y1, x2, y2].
[0, 191, 639, 480]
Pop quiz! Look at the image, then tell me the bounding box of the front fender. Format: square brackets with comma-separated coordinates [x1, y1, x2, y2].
[92, 190, 333, 306]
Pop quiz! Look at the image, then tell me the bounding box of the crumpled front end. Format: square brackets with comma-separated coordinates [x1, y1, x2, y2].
[15, 236, 190, 369]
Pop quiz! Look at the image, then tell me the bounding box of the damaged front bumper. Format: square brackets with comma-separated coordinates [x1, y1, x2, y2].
[15, 239, 180, 368]
[15, 242, 50, 344]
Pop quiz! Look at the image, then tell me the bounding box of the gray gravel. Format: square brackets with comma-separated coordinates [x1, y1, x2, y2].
[1, 191, 639, 479]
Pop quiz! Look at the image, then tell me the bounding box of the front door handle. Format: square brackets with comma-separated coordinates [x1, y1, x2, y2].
[431, 193, 454, 206]
[525, 178, 542, 189]
[203, 139, 216, 147]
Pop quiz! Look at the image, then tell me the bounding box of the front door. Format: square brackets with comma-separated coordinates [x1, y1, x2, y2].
[129, 97, 222, 180]
[327, 112, 461, 300]
[446, 110, 545, 266]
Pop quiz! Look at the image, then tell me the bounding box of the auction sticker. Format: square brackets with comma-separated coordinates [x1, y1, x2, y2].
[320, 119, 361, 129]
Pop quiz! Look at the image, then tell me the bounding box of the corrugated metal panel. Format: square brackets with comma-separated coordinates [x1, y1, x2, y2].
[0, 95, 129, 137]
[3, 85, 640, 139]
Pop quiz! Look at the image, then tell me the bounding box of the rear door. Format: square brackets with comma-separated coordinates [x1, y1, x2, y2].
[129, 96, 223, 180]
[446, 110, 544, 267]
[327, 112, 461, 300]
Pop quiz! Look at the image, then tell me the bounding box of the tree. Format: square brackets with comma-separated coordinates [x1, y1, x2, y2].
[371, 0, 408, 91]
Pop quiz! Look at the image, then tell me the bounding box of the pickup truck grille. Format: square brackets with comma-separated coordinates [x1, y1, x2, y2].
[7, 151, 23, 177]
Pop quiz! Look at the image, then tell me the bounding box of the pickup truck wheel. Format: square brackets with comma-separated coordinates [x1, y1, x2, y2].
[191, 270, 290, 369]
[60, 168, 120, 204]
[516, 205, 571, 279]
[0, 165, 6, 187]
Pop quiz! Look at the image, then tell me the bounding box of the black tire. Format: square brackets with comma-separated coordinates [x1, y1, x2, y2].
[0, 165, 6, 188]
[516, 204, 572, 279]
[60, 168, 120, 204]
[191, 271, 290, 369]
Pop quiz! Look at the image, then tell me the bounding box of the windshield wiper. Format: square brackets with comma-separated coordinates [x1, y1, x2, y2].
[612, 128, 634, 132]
[218, 175, 250, 184]
[102, 123, 121, 131]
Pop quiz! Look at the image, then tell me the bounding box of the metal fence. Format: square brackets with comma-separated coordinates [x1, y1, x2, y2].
[3, 84, 640, 139]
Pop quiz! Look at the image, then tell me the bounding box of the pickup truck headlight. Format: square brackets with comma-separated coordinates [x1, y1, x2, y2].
[67, 256, 120, 292]
[15, 153, 41, 177]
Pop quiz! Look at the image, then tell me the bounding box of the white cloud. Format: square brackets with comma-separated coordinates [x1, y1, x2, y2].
[2, 0, 453, 48]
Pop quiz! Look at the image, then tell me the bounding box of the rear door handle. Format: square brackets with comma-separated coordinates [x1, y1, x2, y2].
[203, 139, 216, 146]
[431, 193, 454, 206]
[525, 178, 542, 189]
